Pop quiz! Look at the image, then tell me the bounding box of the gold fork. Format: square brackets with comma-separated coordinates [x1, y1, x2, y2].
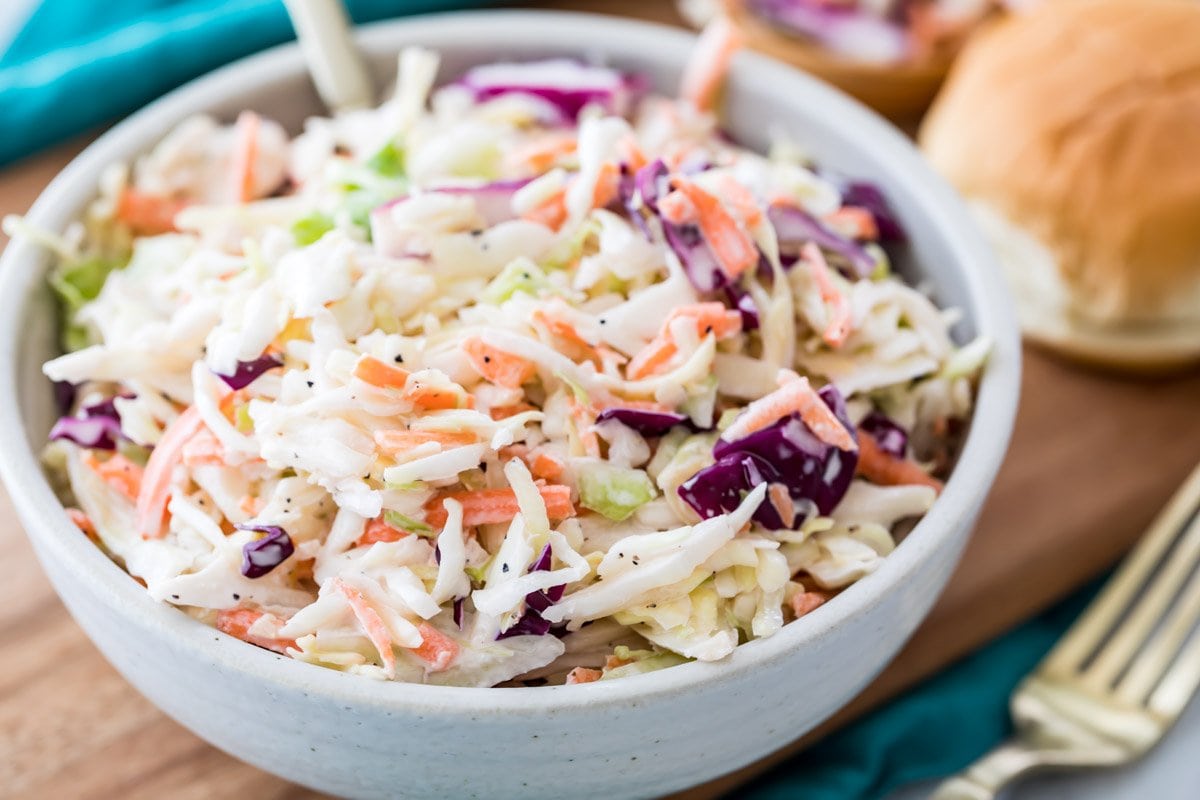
[933, 462, 1200, 799]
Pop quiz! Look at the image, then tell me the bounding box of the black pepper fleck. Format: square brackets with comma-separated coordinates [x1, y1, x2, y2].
[306, 380, 314, 388]
[394, 354, 404, 363]
[502, 563, 510, 573]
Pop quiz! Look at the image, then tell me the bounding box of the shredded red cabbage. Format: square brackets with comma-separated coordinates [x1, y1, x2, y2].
[746, 0, 910, 63]
[634, 159, 728, 291]
[431, 179, 532, 226]
[724, 283, 761, 330]
[768, 203, 877, 279]
[859, 411, 908, 459]
[49, 415, 122, 450]
[49, 394, 130, 450]
[373, 179, 533, 232]
[595, 407, 696, 437]
[496, 544, 565, 640]
[617, 164, 654, 240]
[458, 61, 647, 123]
[679, 385, 858, 528]
[214, 353, 283, 391]
[54, 380, 77, 415]
[236, 524, 295, 578]
[839, 181, 906, 242]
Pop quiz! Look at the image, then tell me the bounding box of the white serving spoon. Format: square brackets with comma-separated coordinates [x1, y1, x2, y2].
[283, 0, 375, 112]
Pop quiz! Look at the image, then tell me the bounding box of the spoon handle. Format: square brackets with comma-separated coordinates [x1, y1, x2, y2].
[283, 0, 375, 112]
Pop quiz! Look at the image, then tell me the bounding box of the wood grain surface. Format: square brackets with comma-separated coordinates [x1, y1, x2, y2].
[4, 3, 1200, 798]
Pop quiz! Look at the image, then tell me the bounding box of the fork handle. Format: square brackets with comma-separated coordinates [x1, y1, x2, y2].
[930, 740, 1054, 800]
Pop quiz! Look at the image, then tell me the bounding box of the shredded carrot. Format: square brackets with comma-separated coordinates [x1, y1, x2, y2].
[714, 174, 763, 227]
[354, 355, 411, 389]
[463, 337, 537, 389]
[411, 622, 460, 672]
[618, 136, 648, 172]
[767, 483, 797, 529]
[658, 189, 698, 225]
[803, 242, 852, 348]
[489, 402, 537, 420]
[791, 590, 833, 619]
[238, 494, 262, 516]
[357, 515, 410, 546]
[230, 110, 260, 203]
[137, 406, 206, 539]
[374, 429, 480, 455]
[626, 302, 743, 380]
[66, 507, 96, 540]
[593, 397, 672, 413]
[569, 397, 601, 459]
[181, 426, 226, 467]
[824, 206, 878, 240]
[217, 388, 246, 423]
[530, 451, 565, 482]
[856, 430, 944, 492]
[116, 189, 187, 236]
[216, 608, 297, 654]
[625, 337, 678, 382]
[566, 667, 603, 685]
[498, 445, 565, 482]
[497, 444, 531, 461]
[405, 384, 471, 411]
[591, 162, 621, 209]
[672, 177, 758, 279]
[512, 133, 577, 173]
[595, 345, 628, 373]
[424, 485, 575, 528]
[531, 303, 601, 365]
[680, 16, 743, 112]
[723, 375, 857, 451]
[332, 578, 397, 676]
[82, 451, 144, 504]
[523, 189, 568, 230]
[605, 654, 633, 670]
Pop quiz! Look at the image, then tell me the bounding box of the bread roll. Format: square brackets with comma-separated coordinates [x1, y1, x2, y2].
[919, 0, 1200, 371]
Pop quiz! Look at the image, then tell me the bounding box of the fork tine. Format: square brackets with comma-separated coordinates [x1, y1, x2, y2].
[1042, 464, 1200, 679]
[1148, 621, 1200, 720]
[1116, 523, 1200, 706]
[1080, 507, 1200, 692]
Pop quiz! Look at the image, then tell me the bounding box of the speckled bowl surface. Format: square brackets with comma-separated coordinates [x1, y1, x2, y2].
[0, 11, 1019, 799]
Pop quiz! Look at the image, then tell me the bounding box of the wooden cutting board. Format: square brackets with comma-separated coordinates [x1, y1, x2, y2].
[4, 4, 1200, 797]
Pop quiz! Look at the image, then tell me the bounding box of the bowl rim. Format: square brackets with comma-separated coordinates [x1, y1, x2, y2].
[0, 9, 1020, 714]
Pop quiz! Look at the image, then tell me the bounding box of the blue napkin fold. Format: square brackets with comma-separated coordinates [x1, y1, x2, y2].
[741, 582, 1098, 799]
[0, 0, 499, 165]
[2, 3, 1097, 798]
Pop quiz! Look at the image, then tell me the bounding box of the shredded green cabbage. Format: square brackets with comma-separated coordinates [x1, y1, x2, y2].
[578, 463, 657, 522]
[481, 257, 553, 304]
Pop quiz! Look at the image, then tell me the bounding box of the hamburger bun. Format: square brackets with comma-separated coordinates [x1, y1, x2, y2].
[919, 0, 1200, 372]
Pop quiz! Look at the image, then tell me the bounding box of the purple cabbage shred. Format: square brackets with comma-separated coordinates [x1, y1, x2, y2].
[678, 385, 858, 529]
[496, 544, 566, 640]
[214, 353, 283, 391]
[236, 524, 295, 578]
[859, 411, 908, 459]
[595, 407, 695, 437]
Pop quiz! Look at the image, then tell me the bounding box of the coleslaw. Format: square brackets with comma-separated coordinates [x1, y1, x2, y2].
[16, 30, 987, 687]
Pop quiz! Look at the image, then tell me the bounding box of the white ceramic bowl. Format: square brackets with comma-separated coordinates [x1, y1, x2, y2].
[0, 11, 1020, 799]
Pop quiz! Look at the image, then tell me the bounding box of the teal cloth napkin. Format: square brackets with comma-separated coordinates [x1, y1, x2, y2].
[2, 3, 1097, 797]
[0, 0, 501, 165]
[741, 583, 1098, 799]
